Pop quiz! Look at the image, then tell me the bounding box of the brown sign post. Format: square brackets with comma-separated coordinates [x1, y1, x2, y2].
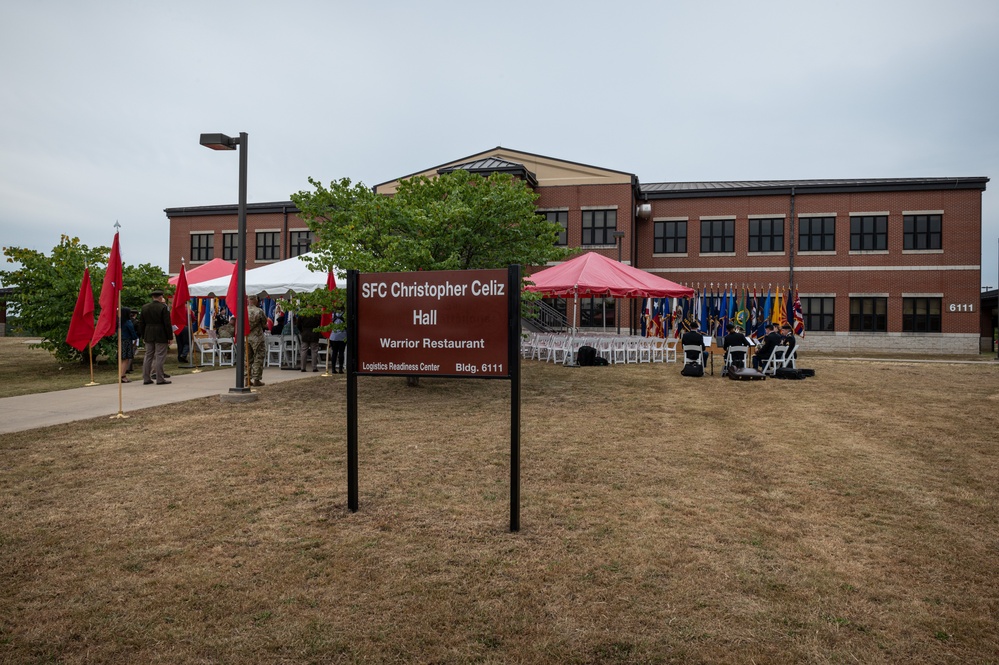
[346, 266, 522, 531]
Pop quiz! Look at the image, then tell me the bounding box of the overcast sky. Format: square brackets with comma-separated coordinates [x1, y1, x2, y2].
[2, 0, 998, 287]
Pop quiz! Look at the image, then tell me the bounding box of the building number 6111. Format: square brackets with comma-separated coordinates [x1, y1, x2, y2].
[949, 303, 974, 312]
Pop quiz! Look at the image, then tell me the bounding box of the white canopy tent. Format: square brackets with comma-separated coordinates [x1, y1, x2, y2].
[188, 253, 343, 298]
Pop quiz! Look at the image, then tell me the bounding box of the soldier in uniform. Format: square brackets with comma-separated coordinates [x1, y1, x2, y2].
[246, 295, 268, 386]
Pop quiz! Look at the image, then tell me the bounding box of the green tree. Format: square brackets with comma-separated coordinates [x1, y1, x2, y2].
[3, 235, 168, 363]
[288, 169, 570, 319]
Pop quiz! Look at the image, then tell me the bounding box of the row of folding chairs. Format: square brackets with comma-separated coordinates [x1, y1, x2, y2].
[681, 343, 799, 376]
[522, 333, 679, 365]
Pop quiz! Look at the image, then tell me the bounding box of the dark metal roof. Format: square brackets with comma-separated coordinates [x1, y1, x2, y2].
[164, 201, 299, 217]
[373, 146, 637, 191]
[641, 176, 989, 199]
[438, 157, 539, 187]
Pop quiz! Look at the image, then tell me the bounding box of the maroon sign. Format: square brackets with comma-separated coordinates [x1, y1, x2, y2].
[356, 269, 510, 377]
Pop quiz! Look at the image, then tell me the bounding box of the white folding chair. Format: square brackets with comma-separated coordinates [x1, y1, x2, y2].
[625, 338, 641, 363]
[649, 338, 665, 363]
[724, 345, 749, 374]
[782, 344, 798, 369]
[549, 336, 569, 364]
[216, 337, 235, 366]
[664, 338, 678, 363]
[265, 335, 283, 367]
[682, 344, 704, 366]
[316, 338, 328, 370]
[533, 334, 553, 361]
[610, 338, 628, 364]
[596, 337, 614, 363]
[760, 346, 787, 376]
[195, 336, 217, 366]
[282, 336, 299, 367]
[521, 332, 536, 359]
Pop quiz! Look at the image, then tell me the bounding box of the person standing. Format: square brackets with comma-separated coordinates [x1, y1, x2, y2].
[138, 289, 173, 385]
[329, 311, 346, 373]
[119, 307, 138, 382]
[297, 312, 322, 372]
[246, 295, 268, 387]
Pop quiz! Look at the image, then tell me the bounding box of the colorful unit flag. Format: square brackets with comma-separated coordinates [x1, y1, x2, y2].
[319, 270, 338, 339]
[91, 232, 122, 346]
[66, 267, 95, 352]
[225, 263, 250, 331]
[792, 288, 805, 337]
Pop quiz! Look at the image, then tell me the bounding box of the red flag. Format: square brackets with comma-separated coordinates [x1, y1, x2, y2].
[319, 270, 337, 338]
[91, 232, 123, 346]
[225, 262, 249, 330]
[171, 264, 190, 335]
[66, 267, 95, 351]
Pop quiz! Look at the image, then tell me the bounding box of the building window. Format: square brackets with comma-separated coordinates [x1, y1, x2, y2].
[655, 221, 687, 254]
[801, 297, 834, 332]
[799, 216, 835, 252]
[749, 218, 784, 253]
[580, 296, 615, 328]
[290, 231, 313, 257]
[700, 219, 734, 253]
[850, 215, 888, 251]
[902, 297, 942, 333]
[582, 209, 617, 246]
[542, 211, 568, 246]
[255, 232, 280, 261]
[222, 233, 238, 261]
[904, 214, 942, 250]
[190, 233, 213, 262]
[850, 297, 887, 332]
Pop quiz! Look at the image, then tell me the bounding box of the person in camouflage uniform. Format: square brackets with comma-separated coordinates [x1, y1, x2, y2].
[246, 295, 268, 386]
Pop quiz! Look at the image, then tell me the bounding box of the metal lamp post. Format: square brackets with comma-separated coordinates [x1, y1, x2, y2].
[200, 132, 250, 394]
[613, 230, 625, 334]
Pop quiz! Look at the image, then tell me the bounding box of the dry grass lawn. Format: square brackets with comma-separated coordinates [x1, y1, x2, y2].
[1, 343, 998, 663]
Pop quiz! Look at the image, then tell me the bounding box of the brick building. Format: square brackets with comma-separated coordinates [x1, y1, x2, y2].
[165, 147, 989, 354]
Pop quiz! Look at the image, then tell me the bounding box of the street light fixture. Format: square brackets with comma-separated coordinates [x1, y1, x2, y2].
[200, 131, 250, 394]
[613, 230, 626, 334]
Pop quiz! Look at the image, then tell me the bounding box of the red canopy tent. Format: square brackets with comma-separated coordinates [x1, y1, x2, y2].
[168, 258, 234, 286]
[525, 251, 694, 332]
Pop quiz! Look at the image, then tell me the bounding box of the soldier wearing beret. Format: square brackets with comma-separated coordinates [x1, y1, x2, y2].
[138, 289, 174, 385]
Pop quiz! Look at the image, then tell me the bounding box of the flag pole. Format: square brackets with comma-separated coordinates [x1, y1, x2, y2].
[111, 287, 129, 419]
[85, 345, 98, 386]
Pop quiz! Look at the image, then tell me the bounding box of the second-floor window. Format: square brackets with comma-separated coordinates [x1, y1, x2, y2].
[903, 214, 942, 250]
[654, 220, 687, 254]
[749, 218, 784, 253]
[700, 219, 734, 253]
[256, 231, 280, 261]
[223, 233, 238, 261]
[851, 215, 888, 251]
[190, 233, 213, 262]
[799, 216, 836, 252]
[290, 231, 313, 257]
[582, 209, 616, 246]
[542, 211, 568, 246]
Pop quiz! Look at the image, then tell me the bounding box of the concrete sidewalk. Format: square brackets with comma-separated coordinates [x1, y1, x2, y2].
[0, 367, 330, 435]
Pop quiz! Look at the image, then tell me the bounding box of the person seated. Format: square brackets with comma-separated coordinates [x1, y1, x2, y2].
[780, 323, 797, 356]
[271, 306, 286, 335]
[681, 323, 707, 364]
[722, 323, 751, 371]
[217, 316, 236, 339]
[752, 323, 782, 371]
